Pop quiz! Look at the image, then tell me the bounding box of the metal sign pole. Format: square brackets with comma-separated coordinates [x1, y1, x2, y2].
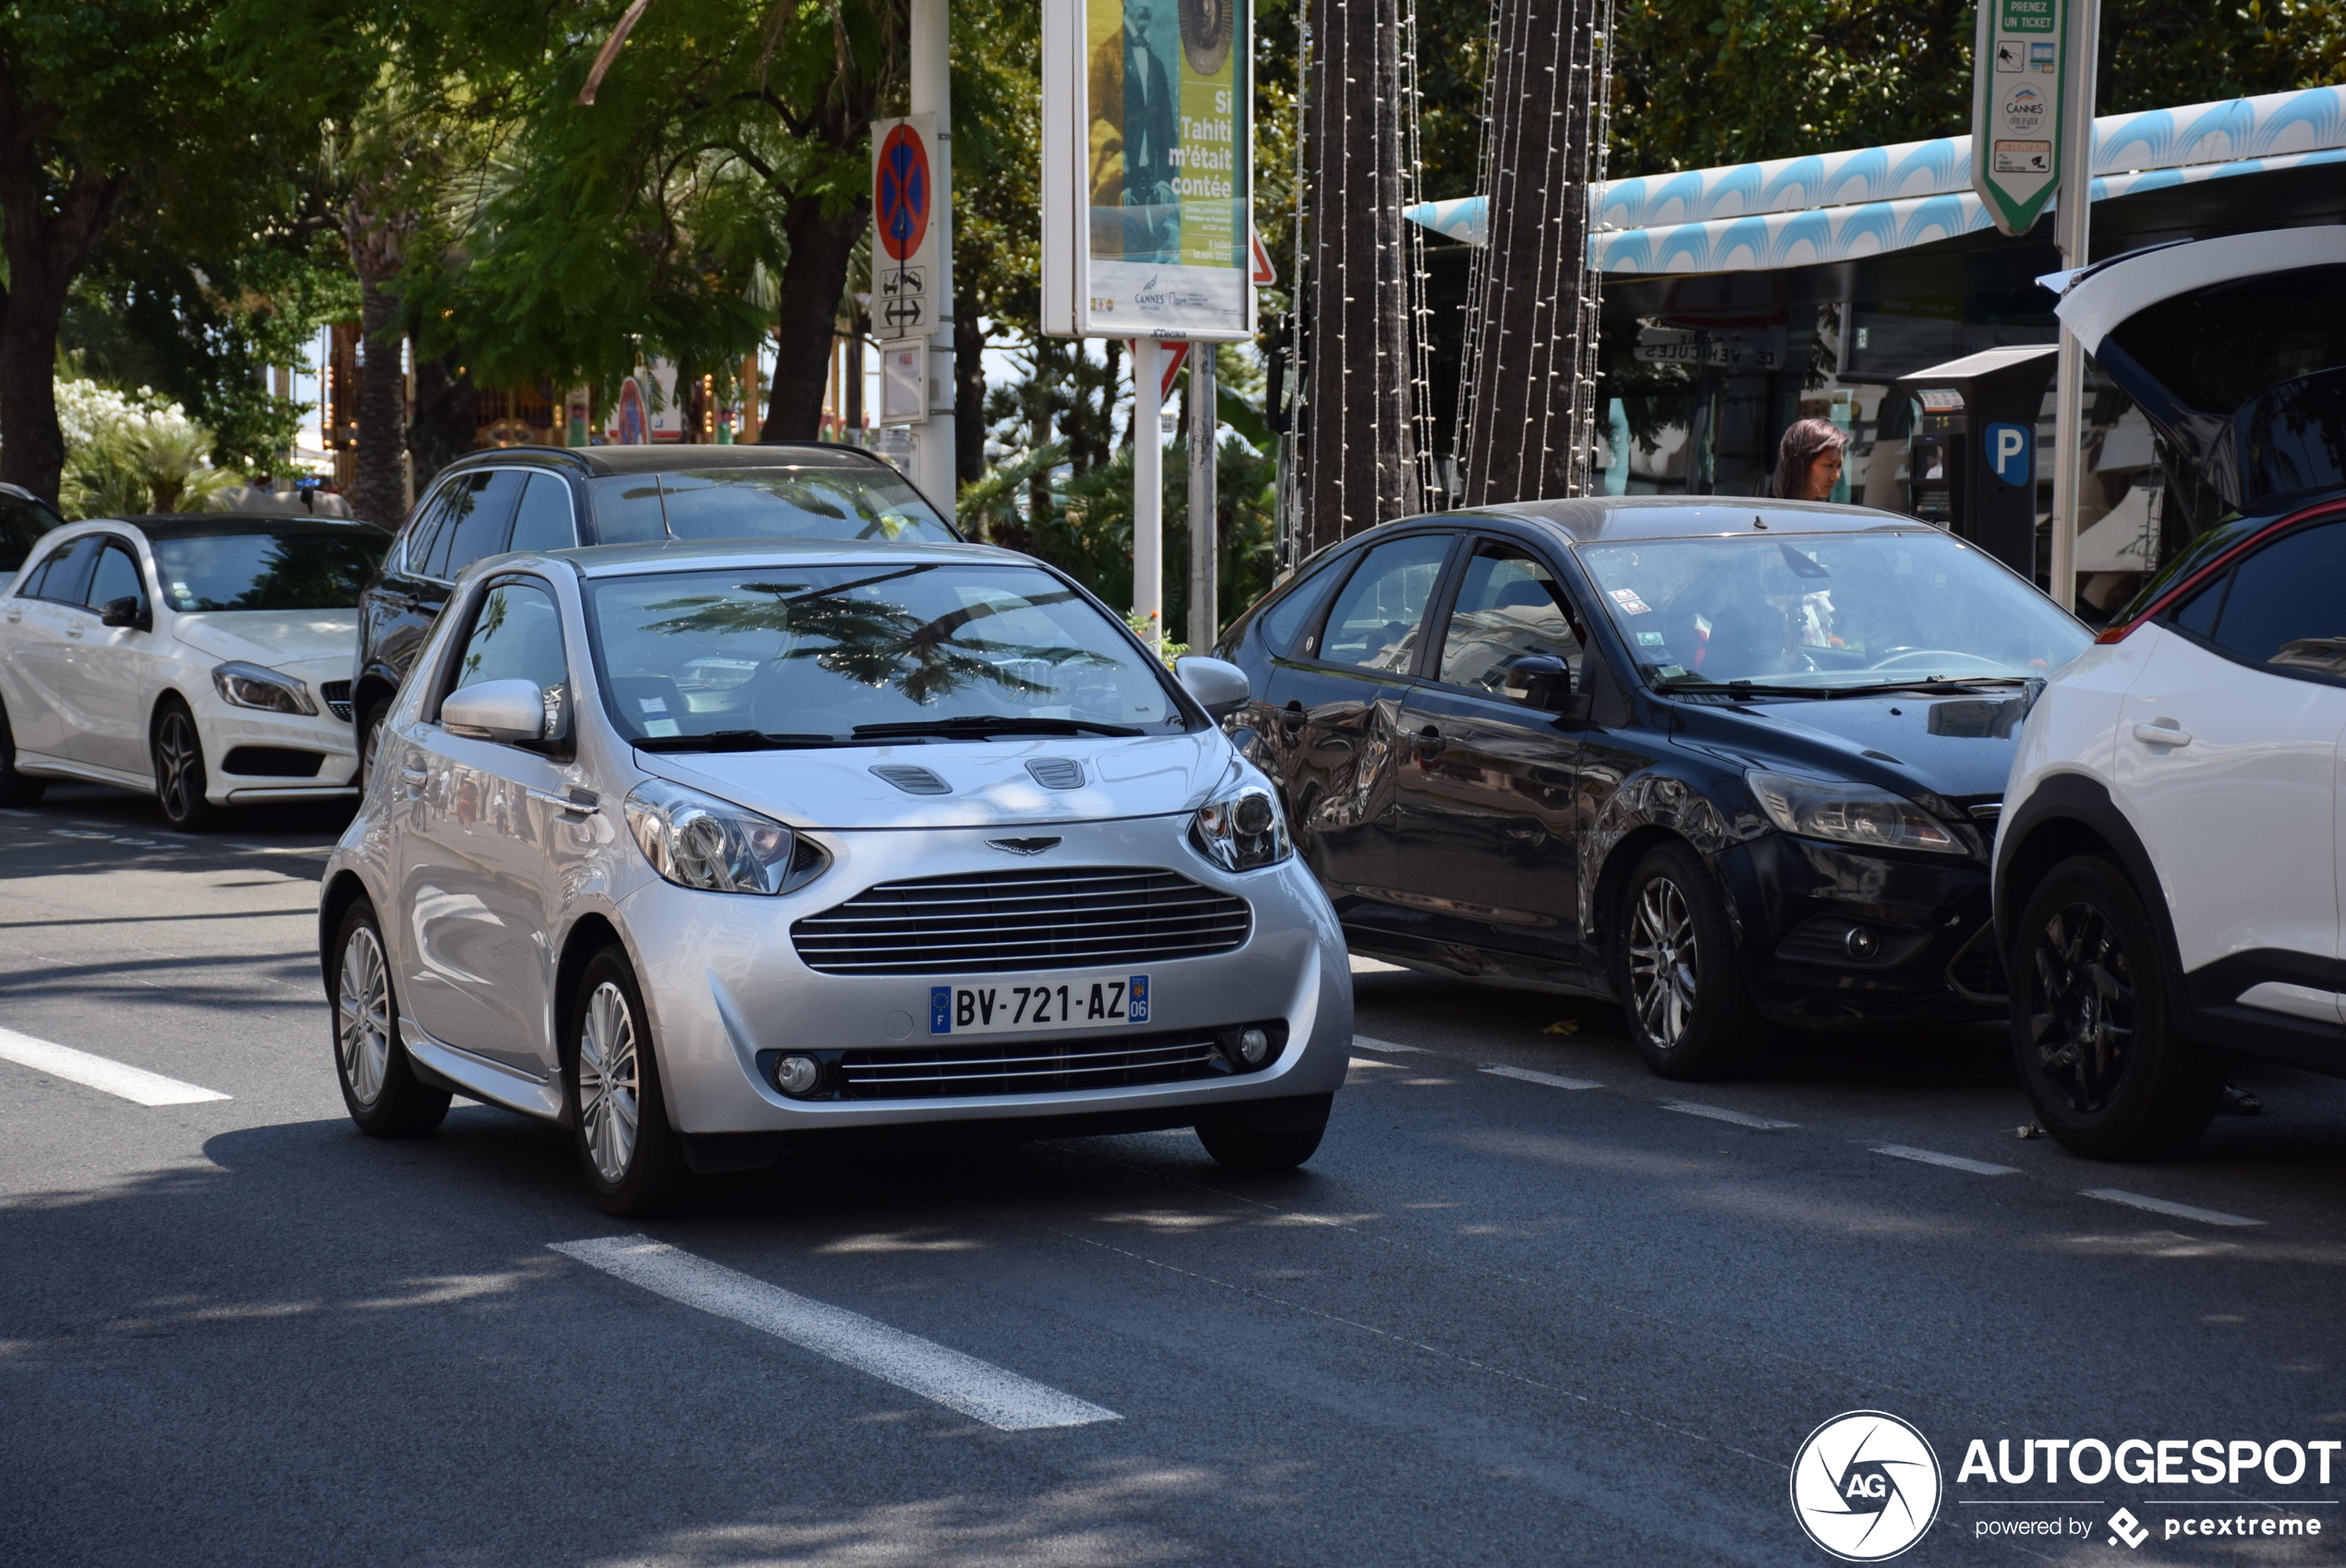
[1132, 339, 1165, 648]
[907, 0, 957, 523]
[2049, 0, 2099, 611]
[1187, 346, 1217, 651]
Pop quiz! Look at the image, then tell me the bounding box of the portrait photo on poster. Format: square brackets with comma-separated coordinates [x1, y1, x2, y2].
[1070, 0, 1252, 341]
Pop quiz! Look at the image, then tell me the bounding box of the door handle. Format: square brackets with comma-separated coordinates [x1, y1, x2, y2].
[528, 786, 599, 815]
[2133, 720, 2192, 748]
[65, 622, 82, 639]
[401, 763, 429, 781]
[1411, 724, 1445, 760]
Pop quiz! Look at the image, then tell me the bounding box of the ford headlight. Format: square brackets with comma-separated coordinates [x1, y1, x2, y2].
[1746, 770, 1968, 856]
[624, 778, 828, 894]
[1191, 780, 1291, 872]
[212, 661, 316, 716]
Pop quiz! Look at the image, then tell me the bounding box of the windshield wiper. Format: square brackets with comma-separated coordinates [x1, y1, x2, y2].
[1813, 677, 2035, 699]
[851, 715, 1145, 741]
[1652, 677, 1830, 699]
[632, 730, 845, 752]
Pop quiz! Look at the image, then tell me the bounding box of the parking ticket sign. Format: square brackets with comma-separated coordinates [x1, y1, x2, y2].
[1971, 0, 2067, 235]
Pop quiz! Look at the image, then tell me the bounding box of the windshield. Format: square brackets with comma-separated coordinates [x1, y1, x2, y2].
[586, 562, 1184, 744]
[151, 528, 389, 612]
[1578, 528, 2088, 690]
[586, 466, 956, 547]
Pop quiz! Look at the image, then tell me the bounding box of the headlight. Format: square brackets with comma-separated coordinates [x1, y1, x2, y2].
[212, 661, 316, 716]
[623, 778, 828, 895]
[1746, 769, 1967, 856]
[1190, 779, 1291, 871]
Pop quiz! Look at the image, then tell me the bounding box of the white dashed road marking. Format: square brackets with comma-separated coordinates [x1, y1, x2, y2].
[1481, 1065, 1602, 1091]
[550, 1236, 1121, 1430]
[2080, 1189, 2266, 1227]
[1871, 1144, 2020, 1176]
[1660, 1101, 1797, 1130]
[1351, 1035, 1433, 1055]
[0, 1026, 231, 1106]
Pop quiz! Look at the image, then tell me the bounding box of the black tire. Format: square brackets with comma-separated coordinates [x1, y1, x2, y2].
[151, 699, 224, 831]
[2011, 855, 2220, 1160]
[357, 696, 392, 794]
[329, 898, 451, 1137]
[1196, 1122, 1324, 1171]
[0, 695, 44, 807]
[567, 947, 694, 1216]
[1612, 840, 1764, 1080]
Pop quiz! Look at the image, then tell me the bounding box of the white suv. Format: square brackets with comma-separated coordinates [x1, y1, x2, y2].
[1997, 226, 2346, 1157]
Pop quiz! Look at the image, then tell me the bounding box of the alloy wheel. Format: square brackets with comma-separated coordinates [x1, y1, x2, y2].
[336, 924, 393, 1106]
[578, 981, 641, 1185]
[1628, 876, 1699, 1049]
[2029, 901, 2135, 1114]
[156, 711, 200, 821]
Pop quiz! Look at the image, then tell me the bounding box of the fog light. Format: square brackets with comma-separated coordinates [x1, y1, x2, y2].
[1237, 1026, 1271, 1066]
[775, 1055, 821, 1096]
[1843, 926, 1880, 960]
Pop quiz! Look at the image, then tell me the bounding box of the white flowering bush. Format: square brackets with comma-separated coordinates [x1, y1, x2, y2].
[55, 377, 243, 518]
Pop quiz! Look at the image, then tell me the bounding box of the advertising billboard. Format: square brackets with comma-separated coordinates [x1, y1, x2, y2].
[1043, 0, 1253, 342]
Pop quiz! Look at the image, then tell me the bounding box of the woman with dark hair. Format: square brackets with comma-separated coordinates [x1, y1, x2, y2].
[1772, 416, 1849, 501]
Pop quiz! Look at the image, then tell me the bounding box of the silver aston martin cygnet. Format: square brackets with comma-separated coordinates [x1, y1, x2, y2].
[317, 538, 1351, 1213]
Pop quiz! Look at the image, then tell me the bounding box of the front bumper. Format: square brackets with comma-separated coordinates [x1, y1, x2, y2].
[617, 814, 1354, 1136]
[1721, 834, 2004, 1030]
[192, 685, 361, 803]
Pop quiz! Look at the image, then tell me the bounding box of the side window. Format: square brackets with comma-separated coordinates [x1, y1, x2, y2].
[30, 536, 100, 606]
[2209, 520, 2346, 672]
[0, 501, 51, 573]
[508, 473, 579, 553]
[1315, 534, 1454, 673]
[446, 579, 569, 705]
[401, 482, 462, 579]
[586, 476, 671, 545]
[1436, 544, 1585, 696]
[434, 470, 527, 581]
[84, 540, 147, 611]
[2163, 570, 2229, 640]
[1256, 556, 1345, 657]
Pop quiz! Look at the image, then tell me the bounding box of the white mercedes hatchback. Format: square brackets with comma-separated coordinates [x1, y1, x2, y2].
[319, 538, 1352, 1213]
[0, 515, 389, 826]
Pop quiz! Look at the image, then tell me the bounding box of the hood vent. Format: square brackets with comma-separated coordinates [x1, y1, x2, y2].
[870, 764, 949, 796]
[1025, 757, 1085, 790]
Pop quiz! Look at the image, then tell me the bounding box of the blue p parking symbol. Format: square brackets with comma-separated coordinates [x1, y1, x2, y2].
[1986, 421, 2032, 487]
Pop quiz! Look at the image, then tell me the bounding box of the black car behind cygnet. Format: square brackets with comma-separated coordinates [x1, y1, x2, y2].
[1217, 497, 2091, 1079]
[350, 442, 956, 774]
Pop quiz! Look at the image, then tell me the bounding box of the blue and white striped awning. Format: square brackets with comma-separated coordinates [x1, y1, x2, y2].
[1406, 86, 2346, 274]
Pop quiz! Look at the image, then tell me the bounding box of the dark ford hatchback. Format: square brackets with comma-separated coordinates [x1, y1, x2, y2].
[1218, 498, 2091, 1079]
[351, 442, 955, 769]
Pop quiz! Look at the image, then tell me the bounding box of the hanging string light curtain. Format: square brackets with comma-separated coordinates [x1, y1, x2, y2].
[1454, 0, 1613, 506]
[1289, 0, 1437, 560]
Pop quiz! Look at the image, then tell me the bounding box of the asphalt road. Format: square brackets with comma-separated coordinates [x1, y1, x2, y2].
[6, 782, 2346, 1567]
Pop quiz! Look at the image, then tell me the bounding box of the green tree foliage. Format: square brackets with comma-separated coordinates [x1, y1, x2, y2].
[1610, 0, 2346, 177]
[411, 0, 906, 445]
[0, 0, 325, 501]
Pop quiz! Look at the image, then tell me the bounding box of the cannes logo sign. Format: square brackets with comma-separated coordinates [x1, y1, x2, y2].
[1791, 1411, 1945, 1562]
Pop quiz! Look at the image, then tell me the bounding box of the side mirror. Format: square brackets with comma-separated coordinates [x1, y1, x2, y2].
[1176, 655, 1251, 722]
[101, 596, 150, 632]
[441, 678, 555, 743]
[1502, 655, 1573, 708]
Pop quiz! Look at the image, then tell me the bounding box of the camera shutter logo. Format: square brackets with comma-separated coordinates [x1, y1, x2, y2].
[1790, 1410, 1943, 1562]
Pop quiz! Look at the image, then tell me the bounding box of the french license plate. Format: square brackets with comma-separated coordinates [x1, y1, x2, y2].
[927, 972, 1150, 1035]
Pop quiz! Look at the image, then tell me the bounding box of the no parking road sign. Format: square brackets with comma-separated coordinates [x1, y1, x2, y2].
[872, 115, 940, 342]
